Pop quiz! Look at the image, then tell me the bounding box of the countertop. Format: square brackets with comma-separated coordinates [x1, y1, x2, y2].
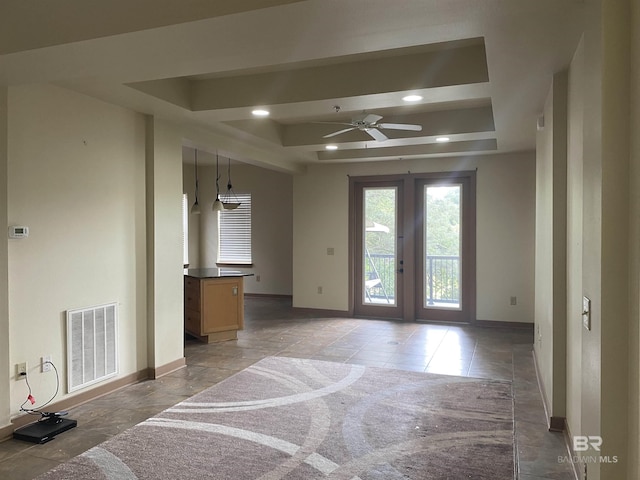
[184, 268, 254, 279]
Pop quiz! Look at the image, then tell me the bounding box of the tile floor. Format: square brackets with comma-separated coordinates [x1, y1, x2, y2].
[0, 297, 575, 479]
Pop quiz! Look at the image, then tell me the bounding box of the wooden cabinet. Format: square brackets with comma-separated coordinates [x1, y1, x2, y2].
[184, 275, 245, 343]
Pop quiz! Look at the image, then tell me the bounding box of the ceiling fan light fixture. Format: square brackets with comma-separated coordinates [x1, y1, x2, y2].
[402, 94, 423, 102]
[436, 136, 450, 143]
[252, 108, 270, 117]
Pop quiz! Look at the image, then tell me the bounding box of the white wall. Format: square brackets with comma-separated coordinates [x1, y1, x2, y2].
[7, 84, 147, 416]
[183, 155, 293, 296]
[292, 152, 536, 323]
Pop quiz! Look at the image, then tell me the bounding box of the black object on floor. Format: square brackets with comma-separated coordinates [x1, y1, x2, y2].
[13, 415, 77, 444]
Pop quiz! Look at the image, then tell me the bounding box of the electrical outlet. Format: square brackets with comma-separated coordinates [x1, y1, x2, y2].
[16, 362, 27, 380]
[256, 275, 261, 282]
[327, 247, 335, 256]
[42, 355, 52, 373]
[317, 286, 323, 294]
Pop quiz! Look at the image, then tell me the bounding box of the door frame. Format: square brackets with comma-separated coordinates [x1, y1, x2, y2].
[351, 178, 405, 319]
[415, 172, 476, 323]
[348, 171, 476, 323]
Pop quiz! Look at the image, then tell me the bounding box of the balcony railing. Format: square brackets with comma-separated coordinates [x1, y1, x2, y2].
[365, 253, 460, 305]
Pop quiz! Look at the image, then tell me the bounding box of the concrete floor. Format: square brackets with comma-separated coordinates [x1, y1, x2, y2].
[0, 297, 574, 479]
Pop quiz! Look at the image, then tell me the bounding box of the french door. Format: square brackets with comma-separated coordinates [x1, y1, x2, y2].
[353, 180, 404, 319]
[351, 172, 475, 323]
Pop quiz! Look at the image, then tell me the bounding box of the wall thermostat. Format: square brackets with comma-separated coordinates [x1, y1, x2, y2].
[9, 226, 29, 239]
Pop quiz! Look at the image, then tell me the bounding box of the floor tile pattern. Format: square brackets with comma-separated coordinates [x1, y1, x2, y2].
[0, 298, 575, 479]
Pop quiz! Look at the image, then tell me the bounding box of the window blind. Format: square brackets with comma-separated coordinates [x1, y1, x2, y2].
[218, 192, 252, 264]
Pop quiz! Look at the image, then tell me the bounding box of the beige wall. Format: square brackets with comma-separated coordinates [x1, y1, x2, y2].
[292, 152, 536, 323]
[566, 36, 584, 444]
[629, 0, 640, 476]
[537, 1, 633, 478]
[145, 117, 185, 369]
[183, 155, 293, 296]
[0, 87, 9, 428]
[2, 85, 186, 424]
[6, 84, 147, 416]
[534, 70, 568, 420]
[598, 0, 630, 477]
[182, 161, 201, 269]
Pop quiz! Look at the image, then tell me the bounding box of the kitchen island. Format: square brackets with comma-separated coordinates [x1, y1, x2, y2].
[184, 268, 253, 343]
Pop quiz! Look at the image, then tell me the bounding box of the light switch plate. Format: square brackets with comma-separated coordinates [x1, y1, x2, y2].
[582, 296, 591, 331]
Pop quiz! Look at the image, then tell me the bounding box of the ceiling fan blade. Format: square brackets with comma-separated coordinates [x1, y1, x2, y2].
[361, 113, 383, 124]
[378, 123, 423, 131]
[323, 127, 356, 138]
[366, 128, 388, 142]
[312, 121, 355, 126]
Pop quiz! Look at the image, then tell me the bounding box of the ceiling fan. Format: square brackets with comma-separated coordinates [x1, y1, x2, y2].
[320, 112, 422, 142]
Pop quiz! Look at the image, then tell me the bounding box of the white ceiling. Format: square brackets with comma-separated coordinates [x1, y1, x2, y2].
[0, 0, 586, 172]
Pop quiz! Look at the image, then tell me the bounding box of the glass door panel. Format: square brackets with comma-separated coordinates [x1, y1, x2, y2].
[416, 175, 474, 323]
[363, 187, 397, 306]
[424, 184, 462, 310]
[353, 179, 403, 319]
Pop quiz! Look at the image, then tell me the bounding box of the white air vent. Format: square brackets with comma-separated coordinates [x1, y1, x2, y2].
[66, 303, 118, 393]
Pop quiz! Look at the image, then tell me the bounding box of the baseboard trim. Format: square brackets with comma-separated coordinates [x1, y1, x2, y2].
[245, 293, 293, 299]
[563, 419, 582, 480]
[532, 347, 553, 429]
[291, 307, 350, 317]
[2, 357, 185, 442]
[150, 357, 186, 379]
[475, 319, 534, 330]
[549, 415, 566, 432]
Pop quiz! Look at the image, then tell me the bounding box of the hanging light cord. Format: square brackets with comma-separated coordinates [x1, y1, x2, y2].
[216, 153, 221, 196]
[194, 151, 199, 202]
[227, 158, 233, 190]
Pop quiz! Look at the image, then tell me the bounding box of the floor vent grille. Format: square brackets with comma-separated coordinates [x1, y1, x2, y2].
[66, 303, 118, 393]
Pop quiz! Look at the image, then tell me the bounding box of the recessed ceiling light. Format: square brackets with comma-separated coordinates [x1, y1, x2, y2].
[251, 108, 270, 117]
[325, 145, 338, 150]
[402, 94, 423, 102]
[436, 136, 450, 143]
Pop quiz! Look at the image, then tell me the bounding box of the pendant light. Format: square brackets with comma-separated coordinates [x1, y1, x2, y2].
[212, 153, 224, 212]
[190, 149, 201, 214]
[221, 157, 241, 210]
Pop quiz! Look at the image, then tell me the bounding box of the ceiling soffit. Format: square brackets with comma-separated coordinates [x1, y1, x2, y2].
[0, 0, 305, 55]
[128, 38, 494, 163]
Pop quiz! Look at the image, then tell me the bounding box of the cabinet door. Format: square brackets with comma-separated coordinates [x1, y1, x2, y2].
[201, 278, 240, 333]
